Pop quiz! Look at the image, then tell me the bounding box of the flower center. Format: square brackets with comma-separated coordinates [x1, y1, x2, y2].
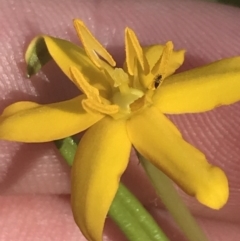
[112, 88, 144, 114]
[108, 68, 144, 115]
[71, 20, 182, 120]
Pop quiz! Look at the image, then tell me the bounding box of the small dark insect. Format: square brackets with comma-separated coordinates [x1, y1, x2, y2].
[154, 74, 162, 88]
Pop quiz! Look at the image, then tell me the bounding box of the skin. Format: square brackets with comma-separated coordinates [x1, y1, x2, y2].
[0, 0, 240, 240]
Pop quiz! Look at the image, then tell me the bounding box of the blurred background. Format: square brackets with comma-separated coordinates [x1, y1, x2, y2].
[204, 0, 240, 7]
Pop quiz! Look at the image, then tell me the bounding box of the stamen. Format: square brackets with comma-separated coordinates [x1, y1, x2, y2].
[151, 41, 173, 80]
[131, 58, 144, 90]
[125, 28, 149, 76]
[70, 66, 101, 103]
[70, 66, 120, 116]
[73, 19, 116, 69]
[82, 99, 119, 115]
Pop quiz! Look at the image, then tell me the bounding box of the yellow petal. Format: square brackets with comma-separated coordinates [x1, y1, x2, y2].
[25, 36, 112, 97]
[71, 116, 131, 241]
[153, 56, 240, 114]
[73, 19, 116, 68]
[0, 95, 103, 142]
[127, 106, 228, 209]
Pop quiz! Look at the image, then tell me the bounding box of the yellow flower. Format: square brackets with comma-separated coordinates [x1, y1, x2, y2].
[0, 19, 240, 241]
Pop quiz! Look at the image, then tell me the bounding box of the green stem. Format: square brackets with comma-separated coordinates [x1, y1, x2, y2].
[55, 137, 170, 241]
[55, 137, 77, 165]
[138, 153, 209, 241]
[110, 183, 169, 241]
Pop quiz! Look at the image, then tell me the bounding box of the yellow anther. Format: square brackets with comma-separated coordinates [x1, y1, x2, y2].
[73, 19, 116, 69]
[70, 66, 101, 103]
[70, 66, 120, 116]
[82, 99, 119, 115]
[125, 28, 149, 76]
[151, 41, 173, 79]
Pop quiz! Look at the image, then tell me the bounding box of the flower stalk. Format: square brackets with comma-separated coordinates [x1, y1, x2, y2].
[139, 153, 209, 241]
